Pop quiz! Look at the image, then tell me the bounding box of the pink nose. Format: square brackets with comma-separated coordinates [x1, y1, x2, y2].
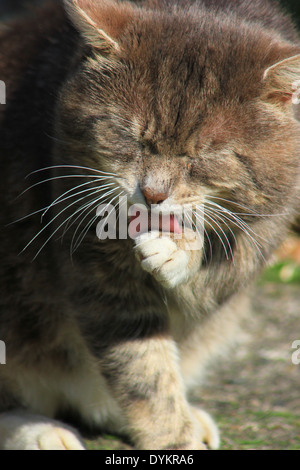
[142, 187, 169, 206]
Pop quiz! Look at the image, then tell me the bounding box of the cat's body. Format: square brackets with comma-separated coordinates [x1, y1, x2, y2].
[0, 0, 299, 450]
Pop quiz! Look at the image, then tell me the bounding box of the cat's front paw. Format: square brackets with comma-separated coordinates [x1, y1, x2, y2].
[134, 230, 202, 288]
[192, 407, 220, 450]
[167, 408, 219, 451]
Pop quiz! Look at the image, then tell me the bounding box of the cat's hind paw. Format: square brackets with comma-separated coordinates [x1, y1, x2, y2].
[35, 425, 86, 450]
[0, 412, 85, 450]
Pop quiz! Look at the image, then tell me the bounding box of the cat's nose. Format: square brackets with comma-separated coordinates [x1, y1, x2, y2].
[142, 187, 169, 206]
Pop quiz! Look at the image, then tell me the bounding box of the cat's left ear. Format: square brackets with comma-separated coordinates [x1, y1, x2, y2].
[263, 54, 300, 106]
[63, 0, 135, 53]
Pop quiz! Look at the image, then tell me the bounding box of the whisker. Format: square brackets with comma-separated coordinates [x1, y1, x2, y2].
[202, 211, 232, 260]
[192, 208, 213, 261]
[72, 191, 124, 254]
[86, 192, 124, 246]
[58, 192, 119, 249]
[18, 174, 116, 199]
[71, 188, 119, 252]
[7, 207, 49, 226]
[205, 207, 237, 241]
[204, 202, 265, 260]
[204, 207, 238, 245]
[60, 193, 113, 242]
[62, 186, 121, 240]
[31, 189, 117, 261]
[207, 196, 264, 216]
[193, 210, 230, 260]
[27, 165, 117, 178]
[208, 196, 289, 218]
[8, 181, 114, 226]
[203, 208, 237, 265]
[60, 198, 100, 243]
[20, 187, 114, 256]
[41, 181, 115, 221]
[206, 200, 267, 245]
[185, 212, 208, 263]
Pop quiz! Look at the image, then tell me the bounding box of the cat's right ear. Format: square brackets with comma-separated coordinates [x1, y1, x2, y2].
[63, 0, 135, 53]
[262, 54, 300, 106]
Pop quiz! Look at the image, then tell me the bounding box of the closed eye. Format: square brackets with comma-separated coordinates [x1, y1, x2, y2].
[234, 152, 262, 190]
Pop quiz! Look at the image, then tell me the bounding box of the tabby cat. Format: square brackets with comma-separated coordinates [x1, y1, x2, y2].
[0, 0, 299, 450]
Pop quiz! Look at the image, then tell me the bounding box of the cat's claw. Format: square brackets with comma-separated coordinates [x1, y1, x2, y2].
[134, 231, 192, 288]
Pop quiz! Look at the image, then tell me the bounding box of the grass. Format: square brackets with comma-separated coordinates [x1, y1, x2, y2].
[259, 261, 300, 284]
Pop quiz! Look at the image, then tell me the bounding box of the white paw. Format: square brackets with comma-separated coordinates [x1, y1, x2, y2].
[192, 408, 220, 450]
[0, 412, 85, 450]
[134, 231, 191, 288]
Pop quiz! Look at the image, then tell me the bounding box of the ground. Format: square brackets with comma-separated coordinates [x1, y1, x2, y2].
[201, 282, 300, 450]
[84, 240, 300, 451]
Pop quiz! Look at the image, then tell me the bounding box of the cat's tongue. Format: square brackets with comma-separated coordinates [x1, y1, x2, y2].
[129, 210, 182, 239]
[158, 214, 182, 234]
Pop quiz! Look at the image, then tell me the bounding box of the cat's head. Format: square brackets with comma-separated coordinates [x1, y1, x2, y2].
[57, 0, 300, 225]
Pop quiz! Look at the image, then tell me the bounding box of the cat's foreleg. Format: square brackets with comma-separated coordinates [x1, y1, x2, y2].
[99, 337, 219, 450]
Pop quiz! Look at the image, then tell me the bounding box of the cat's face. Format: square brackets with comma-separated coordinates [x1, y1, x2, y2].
[57, 0, 300, 224]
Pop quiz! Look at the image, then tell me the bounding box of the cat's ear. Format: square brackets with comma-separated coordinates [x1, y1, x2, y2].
[262, 54, 300, 106]
[63, 0, 135, 53]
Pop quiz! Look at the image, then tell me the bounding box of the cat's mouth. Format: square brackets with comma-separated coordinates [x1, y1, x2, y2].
[129, 209, 182, 239]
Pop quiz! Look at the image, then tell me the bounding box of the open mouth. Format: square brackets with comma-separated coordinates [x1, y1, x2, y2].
[129, 208, 182, 239]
